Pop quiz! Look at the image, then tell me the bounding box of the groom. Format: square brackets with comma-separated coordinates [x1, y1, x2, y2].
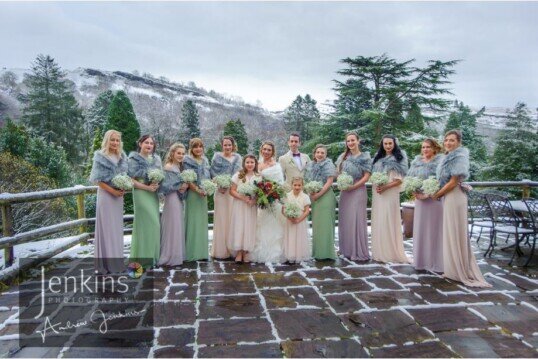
[278, 132, 311, 186]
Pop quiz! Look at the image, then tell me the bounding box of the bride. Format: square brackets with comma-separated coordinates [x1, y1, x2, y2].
[251, 141, 286, 263]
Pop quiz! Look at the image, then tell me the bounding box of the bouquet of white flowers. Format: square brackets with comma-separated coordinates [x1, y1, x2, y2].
[237, 182, 257, 197]
[148, 169, 165, 183]
[403, 176, 423, 194]
[180, 169, 197, 183]
[336, 172, 354, 191]
[370, 172, 389, 186]
[421, 176, 440, 196]
[283, 202, 302, 218]
[201, 179, 217, 196]
[304, 181, 323, 194]
[214, 174, 232, 189]
[111, 174, 133, 191]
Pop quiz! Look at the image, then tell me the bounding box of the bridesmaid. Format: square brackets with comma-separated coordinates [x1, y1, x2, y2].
[228, 155, 260, 263]
[371, 134, 410, 264]
[408, 139, 444, 272]
[305, 144, 337, 259]
[158, 143, 189, 267]
[128, 135, 162, 267]
[184, 138, 211, 261]
[210, 136, 242, 259]
[432, 130, 491, 287]
[89, 130, 128, 274]
[335, 132, 372, 261]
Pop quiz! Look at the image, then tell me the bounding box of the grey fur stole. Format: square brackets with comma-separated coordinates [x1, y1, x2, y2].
[372, 151, 408, 177]
[437, 146, 469, 187]
[210, 153, 242, 178]
[89, 151, 128, 185]
[159, 167, 185, 200]
[127, 152, 162, 183]
[407, 154, 444, 179]
[183, 155, 211, 185]
[305, 158, 337, 183]
[336, 152, 373, 181]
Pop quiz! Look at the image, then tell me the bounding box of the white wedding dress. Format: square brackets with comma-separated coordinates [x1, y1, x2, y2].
[251, 163, 286, 264]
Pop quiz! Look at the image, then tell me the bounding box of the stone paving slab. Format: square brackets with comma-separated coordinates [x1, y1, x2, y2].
[1, 235, 538, 358]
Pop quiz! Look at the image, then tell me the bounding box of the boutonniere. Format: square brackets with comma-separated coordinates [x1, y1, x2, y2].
[289, 158, 295, 165]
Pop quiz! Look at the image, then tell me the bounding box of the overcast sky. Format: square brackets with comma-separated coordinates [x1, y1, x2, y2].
[1, 2, 537, 111]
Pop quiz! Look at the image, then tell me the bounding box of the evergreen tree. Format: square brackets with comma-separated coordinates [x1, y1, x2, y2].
[0, 119, 30, 158]
[105, 90, 140, 153]
[86, 90, 114, 136]
[486, 102, 538, 182]
[283, 94, 321, 142]
[250, 139, 263, 155]
[27, 137, 71, 187]
[84, 127, 103, 177]
[223, 119, 249, 154]
[444, 102, 488, 180]
[20, 54, 85, 163]
[179, 100, 201, 145]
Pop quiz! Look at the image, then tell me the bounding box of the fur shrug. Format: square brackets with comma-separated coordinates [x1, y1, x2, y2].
[183, 155, 211, 185]
[304, 158, 337, 183]
[372, 150, 408, 177]
[210, 152, 242, 178]
[89, 151, 128, 185]
[437, 146, 469, 187]
[127, 152, 162, 183]
[407, 154, 444, 179]
[336, 152, 373, 181]
[159, 166, 186, 200]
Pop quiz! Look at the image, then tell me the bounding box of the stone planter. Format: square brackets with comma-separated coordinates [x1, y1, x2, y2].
[401, 202, 415, 239]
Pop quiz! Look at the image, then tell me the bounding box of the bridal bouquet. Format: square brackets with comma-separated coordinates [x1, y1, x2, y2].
[283, 202, 302, 218]
[213, 174, 232, 189]
[421, 176, 440, 196]
[201, 179, 217, 196]
[148, 169, 165, 184]
[336, 172, 353, 191]
[403, 176, 423, 194]
[180, 169, 197, 183]
[237, 182, 257, 197]
[370, 172, 389, 186]
[304, 181, 323, 194]
[111, 174, 133, 191]
[253, 179, 285, 209]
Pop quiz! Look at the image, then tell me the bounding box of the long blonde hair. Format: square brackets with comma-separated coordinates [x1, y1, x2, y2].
[259, 140, 276, 161]
[101, 130, 123, 156]
[165, 142, 186, 170]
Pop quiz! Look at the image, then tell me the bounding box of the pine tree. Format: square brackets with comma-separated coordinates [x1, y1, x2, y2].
[444, 102, 488, 180]
[179, 100, 201, 145]
[283, 95, 321, 142]
[223, 119, 249, 154]
[86, 90, 114, 136]
[250, 139, 263, 155]
[486, 102, 538, 182]
[20, 54, 85, 163]
[105, 90, 140, 153]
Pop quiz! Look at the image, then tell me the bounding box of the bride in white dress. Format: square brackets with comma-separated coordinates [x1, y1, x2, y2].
[251, 141, 286, 263]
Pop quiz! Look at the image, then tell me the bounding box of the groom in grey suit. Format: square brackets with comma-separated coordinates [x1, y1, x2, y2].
[278, 132, 311, 186]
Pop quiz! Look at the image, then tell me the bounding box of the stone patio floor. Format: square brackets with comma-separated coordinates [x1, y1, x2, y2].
[0, 233, 537, 358]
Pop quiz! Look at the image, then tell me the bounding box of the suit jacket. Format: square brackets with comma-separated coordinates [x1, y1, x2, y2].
[278, 151, 311, 186]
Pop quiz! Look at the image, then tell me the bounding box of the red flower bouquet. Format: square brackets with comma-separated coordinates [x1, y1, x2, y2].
[253, 179, 284, 209]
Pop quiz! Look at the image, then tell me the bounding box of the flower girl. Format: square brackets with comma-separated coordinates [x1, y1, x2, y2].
[282, 177, 311, 263]
[228, 155, 260, 263]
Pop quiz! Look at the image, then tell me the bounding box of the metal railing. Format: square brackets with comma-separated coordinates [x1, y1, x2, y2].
[0, 180, 536, 282]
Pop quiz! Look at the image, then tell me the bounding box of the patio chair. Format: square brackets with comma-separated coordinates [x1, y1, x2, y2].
[467, 191, 494, 243]
[521, 198, 538, 266]
[485, 193, 535, 265]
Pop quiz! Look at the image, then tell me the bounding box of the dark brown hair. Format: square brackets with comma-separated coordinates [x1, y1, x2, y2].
[137, 134, 156, 153]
